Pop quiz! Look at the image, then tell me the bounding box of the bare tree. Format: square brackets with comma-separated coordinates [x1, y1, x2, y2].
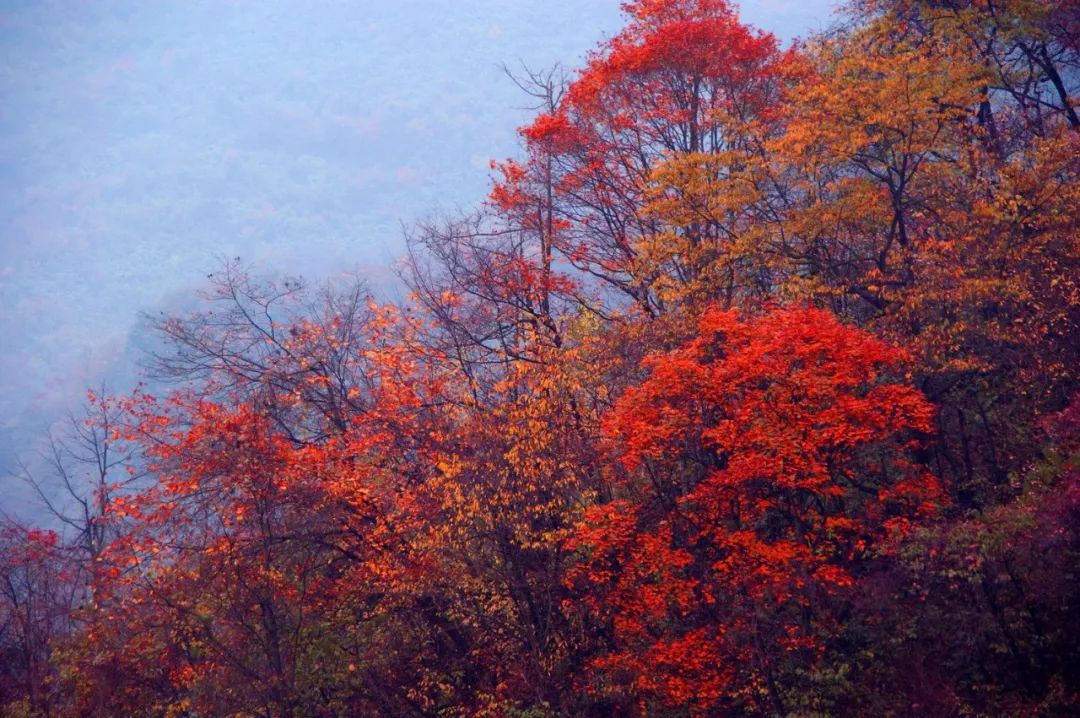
[2, 389, 141, 714]
[143, 258, 380, 443]
[15, 388, 143, 566]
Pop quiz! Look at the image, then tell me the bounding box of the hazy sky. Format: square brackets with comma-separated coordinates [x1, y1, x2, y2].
[0, 0, 836, 518]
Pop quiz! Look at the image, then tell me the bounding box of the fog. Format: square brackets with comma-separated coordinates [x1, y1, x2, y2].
[0, 0, 836, 519]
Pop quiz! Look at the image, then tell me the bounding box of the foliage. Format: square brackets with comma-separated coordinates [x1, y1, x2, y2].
[3, 0, 1077, 715]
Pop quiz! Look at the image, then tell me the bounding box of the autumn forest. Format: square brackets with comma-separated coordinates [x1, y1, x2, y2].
[2, 0, 1078, 715]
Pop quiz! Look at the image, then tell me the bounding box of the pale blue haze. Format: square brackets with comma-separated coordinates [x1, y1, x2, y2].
[0, 0, 836, 516]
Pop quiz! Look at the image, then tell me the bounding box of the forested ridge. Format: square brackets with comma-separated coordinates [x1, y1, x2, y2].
[2, 0, 1078, 715]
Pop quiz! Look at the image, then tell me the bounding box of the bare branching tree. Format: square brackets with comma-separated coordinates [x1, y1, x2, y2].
[143, 258, 379, 442]
[15, 388, 143, 565]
